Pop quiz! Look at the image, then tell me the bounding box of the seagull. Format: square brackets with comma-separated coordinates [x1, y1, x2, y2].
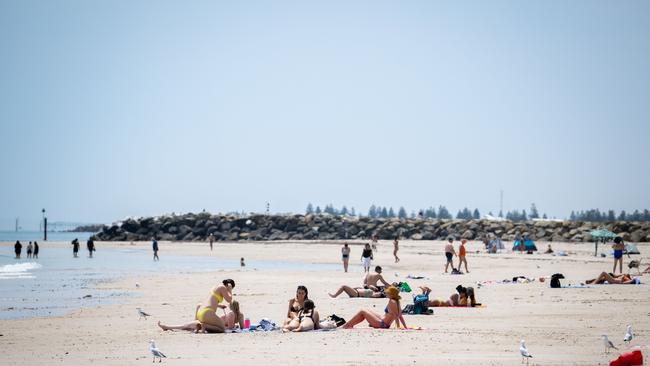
[624, 325, 634, 344]
[137, 307, 151, 320]
[149, 340, 166, 363]
[602, 334, 618, 354]
[520, 339, 533, 364]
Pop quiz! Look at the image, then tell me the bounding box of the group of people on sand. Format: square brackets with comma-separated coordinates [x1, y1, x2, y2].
[444, 238, 469, 273]
[340, 236, 401, 273]
[14, 240, 39, 259]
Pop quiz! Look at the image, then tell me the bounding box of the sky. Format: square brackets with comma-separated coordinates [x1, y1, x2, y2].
[1, 0, 649, 229]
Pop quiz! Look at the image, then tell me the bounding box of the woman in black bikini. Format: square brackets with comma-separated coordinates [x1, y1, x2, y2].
[283, 285, 308, 327]
[283, 299, 319, 332]
[342, 243, 350, 272]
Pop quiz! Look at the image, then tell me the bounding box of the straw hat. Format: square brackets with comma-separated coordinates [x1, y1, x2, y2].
[384, 286, 401, 300]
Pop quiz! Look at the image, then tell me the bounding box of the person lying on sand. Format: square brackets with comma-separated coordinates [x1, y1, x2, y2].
[419, 285, 478, 307]
[329, 285, 385, 298]
[283, 285, 309, 327]
[157, 300, 244, 333]
[363, 266, 390, 291]
[341, 286, 406, 329]
[586, 272, 640, 285]
[283, 299, 319, 332]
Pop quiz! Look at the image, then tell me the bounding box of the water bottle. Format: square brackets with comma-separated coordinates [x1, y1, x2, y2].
[244, 317, 251, 329]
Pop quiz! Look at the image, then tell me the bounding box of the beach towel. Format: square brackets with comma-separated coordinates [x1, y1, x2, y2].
[406, 274, 427, 279]
[561, 284, 591, 288]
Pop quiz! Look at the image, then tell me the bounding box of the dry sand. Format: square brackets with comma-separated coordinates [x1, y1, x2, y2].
[1, 239, 649, 365]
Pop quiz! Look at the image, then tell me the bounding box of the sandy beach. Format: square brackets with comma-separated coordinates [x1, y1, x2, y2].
[1, 239, 649, 365]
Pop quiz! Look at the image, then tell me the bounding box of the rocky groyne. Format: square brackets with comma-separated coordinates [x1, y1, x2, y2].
[93, 213, 650, 243]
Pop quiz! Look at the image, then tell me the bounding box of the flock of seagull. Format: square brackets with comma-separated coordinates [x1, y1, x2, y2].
[520, 325, 635, 364]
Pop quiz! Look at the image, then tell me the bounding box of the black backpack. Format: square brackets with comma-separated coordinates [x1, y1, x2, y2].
[550, 273, 565, 288]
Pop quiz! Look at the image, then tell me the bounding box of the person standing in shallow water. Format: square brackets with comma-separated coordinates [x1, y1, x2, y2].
[14, 240, 22, 259]
[26, 241, 33, 259]
[87, 237, 95, 258]
[33, 241, 39, 259]
[341, 243, 351, 272]
[152, 237, 159, 261]
[72, 238, 80, 258]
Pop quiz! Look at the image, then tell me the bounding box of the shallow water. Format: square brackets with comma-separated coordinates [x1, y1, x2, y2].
[0, 246, 338, 320]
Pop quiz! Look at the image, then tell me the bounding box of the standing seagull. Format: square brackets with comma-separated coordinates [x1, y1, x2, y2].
[137, 307, 151, 320]
[149, 340, 166, 363]
[602, 334, 618, 354]
[519, 340, 533, 364]
[623, 325, 634, 344]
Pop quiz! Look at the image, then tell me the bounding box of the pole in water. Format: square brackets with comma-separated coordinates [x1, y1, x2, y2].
[42, 208, 47, 241]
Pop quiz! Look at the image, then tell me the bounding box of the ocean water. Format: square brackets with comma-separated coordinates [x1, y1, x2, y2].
[0, 246, 338, 320]
[0, 230, 95, 242]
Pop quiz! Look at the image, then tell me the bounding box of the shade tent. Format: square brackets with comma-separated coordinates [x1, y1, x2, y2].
[512, 239, 537, 252]
[487, 238, 505, 253]
[591, 228, 617, 257]
[625, 243, 640, 255]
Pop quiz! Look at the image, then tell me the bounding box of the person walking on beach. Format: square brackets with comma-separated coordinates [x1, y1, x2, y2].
[371, 234, 379, 252]
[33, 241, 39, 259]
[341, 243, 351, 272]
[152, 237, 159, 261]
[612, 236, 625, 274]
[87, 237, 95, 258]
[458, 239, 469, 273]
[393, 237, 400, 263]
[361, 243, 373, 273]
[26, 241, 33, 259]
[208, 233, 214, 251]
[72, 238, 80, 258]
[14, 240, 22, 259]
[444, 238, 457, 273]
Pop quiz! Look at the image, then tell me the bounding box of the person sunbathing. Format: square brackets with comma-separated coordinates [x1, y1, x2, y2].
[586, 272, 640, 284]
[158, 279, 235, 333]
[420, 285, 478, 307]
[341, 286, 406, 329]
[157, 300, 244, 333]
[282, 299, 319, 332]
[283, 285, 309, 327]
[328, 285, 385, 298]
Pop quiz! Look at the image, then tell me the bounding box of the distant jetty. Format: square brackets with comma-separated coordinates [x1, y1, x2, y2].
[93, 213, 650, 242]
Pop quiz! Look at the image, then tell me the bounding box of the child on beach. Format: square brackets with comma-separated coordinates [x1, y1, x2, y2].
[458, 239, 469, 273]
[444, 238, 457, 273]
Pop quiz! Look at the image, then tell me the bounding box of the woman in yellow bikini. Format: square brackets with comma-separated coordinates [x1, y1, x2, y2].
[158, 279, 235, 333]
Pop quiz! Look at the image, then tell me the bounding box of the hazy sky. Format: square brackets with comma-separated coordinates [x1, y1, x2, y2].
[1, 1, 649, 229]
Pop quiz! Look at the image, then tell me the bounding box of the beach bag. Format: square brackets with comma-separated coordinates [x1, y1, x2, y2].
[609, 350, 643, 366]
[550, 273, 564, 288]
[328, 314, 346, 327]
[400, 282, 412, 293]
[412, 294, 430, 315]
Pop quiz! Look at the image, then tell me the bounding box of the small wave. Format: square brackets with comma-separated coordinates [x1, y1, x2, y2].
[0, 262, 43, 273]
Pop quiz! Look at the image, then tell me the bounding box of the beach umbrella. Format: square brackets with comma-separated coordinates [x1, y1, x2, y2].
[590, 228, 617, 257]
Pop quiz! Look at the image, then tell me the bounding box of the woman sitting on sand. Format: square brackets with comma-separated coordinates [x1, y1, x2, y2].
[283, 299, 320, 332]
[158, 300, 244, 332]
[420, 285, 478, 307]
[283, 285, 309, 327]
[341, 286, 406, 329]
[158, 279, 235, 333]
[586, 272, 640, 285]
[328, 285, 385, 298]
